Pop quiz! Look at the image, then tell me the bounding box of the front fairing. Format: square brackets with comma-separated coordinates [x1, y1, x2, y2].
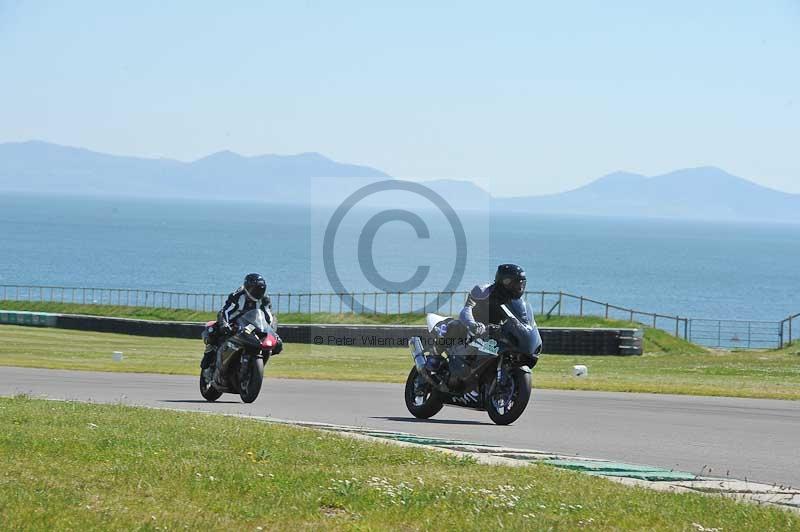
[501, 320, 541, 356]
[237, 309, 272, 334]
[233, 309, 276, 355]
[499, 300, 542, 358]
[233, 330, 263, 349]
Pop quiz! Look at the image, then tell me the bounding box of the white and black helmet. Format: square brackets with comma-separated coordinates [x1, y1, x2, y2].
[243, 273, 267, 301]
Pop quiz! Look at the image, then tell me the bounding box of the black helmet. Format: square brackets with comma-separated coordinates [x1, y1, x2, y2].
[495, 264, 526, 299]
[243, 273, 267, 300]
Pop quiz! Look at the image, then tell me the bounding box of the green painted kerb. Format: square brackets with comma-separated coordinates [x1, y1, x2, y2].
[351, 429, 696, 482]
[543, 459, 697, 481]
[366, 432, 498, 447]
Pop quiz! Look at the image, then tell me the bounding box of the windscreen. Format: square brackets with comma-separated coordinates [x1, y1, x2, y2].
[238, 309, 269, 332]
[505, 299, 534, 325]
[502, 299, 542, 355]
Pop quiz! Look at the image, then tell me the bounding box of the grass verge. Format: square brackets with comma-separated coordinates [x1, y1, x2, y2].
[0, 300, 702, 354]
[0, 396, 796, 531]
[1, 325, 798, 399]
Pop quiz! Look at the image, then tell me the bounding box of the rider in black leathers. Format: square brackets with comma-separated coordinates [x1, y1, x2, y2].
[201, 273, 282, 372]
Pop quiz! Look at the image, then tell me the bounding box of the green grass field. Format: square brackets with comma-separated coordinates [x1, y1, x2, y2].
[1, 396, 796, 531]
[2, 324, 799, 399]
[0, 300, 702, 354]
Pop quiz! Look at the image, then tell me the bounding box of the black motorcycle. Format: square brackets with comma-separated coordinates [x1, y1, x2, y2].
[200, 309, 278, 403]
[405, 299, 542, 425]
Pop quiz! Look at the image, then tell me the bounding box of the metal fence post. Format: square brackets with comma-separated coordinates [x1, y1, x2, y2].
[605, 303, 609, 319]
[747, 322, 751, 348]
[674, 316, 679, 337]
[780, 319, 785, 349]
[579, 296, 584, 317]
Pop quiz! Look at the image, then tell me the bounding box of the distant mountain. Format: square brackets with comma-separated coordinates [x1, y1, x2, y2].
[0, 140, 390, 203]
[419, 179, 492, 207]
[494, 167, 800, 223]
[2, 141, 798, 222]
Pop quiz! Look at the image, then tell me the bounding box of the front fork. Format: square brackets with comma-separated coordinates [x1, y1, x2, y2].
[240, 353, 251, 380]
[239, 352, 263, 379]
[487, 354, 510, 398]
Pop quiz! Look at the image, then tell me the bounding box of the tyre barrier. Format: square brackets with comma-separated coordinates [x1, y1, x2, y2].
[0, 310, 643, 355]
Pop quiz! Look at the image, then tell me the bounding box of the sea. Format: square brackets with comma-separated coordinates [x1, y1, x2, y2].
[1, 193, 798, 321]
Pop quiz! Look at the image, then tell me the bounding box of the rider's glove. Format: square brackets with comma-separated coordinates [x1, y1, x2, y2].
[221, 322, 233, 336]
[272, 338, 283, 355]
[469, 322, 486, 337]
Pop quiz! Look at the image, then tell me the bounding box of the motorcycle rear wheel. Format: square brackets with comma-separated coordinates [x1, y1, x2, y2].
[199, 369, 222, 402]
[404, 367, 443, 419]
[239, 358, 265, 404]
[485, 367, 531, 425]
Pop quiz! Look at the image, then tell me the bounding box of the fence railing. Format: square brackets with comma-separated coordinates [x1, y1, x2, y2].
[687, 319, 785, 349]
[0, 284, 229, 313]
[0, 284, 688, 336]
[1, 284, 796, 349]
[780, 312, 799, 349]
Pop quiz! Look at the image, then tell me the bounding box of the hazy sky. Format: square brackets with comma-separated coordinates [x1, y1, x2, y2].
[1, 1, 798, 196]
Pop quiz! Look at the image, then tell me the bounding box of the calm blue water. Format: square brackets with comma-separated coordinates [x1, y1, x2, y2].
[1, 193, 798, 321]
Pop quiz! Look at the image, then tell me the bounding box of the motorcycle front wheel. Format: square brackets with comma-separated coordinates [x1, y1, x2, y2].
[239, 357, 265, 403]
[404, 367, 443, 419]
[485, 367, 531, 425]
[199, 368, 222, 402]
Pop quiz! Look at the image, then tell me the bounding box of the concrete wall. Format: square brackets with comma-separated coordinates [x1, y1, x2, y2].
[0, 311, 643, 355]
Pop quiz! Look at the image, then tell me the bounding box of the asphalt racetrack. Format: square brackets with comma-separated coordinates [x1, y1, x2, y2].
[2, 367, 799, 488]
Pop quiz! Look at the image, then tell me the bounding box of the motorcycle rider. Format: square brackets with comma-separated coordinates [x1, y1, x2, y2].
[426, 264, 527, 371]
[201, 273, 283, 377]
[460, 263, 527, 337]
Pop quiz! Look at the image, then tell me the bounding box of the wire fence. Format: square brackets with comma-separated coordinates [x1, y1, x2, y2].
[687, 319, 784, 349]
[0, 284, 229, 313]
[1, 284, 796, 349]
[780, 312, 799, 349]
